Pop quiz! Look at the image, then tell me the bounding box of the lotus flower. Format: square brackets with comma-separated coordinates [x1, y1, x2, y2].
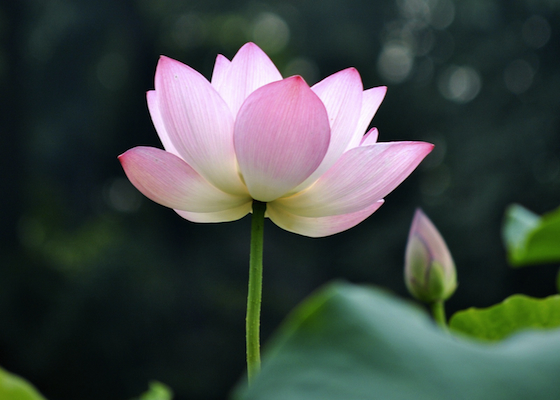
[119, 43, 433, 237]
[405, 209, 457, 303]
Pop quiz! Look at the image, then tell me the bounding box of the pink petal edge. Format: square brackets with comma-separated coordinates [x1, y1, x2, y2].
[119, 146, 251, 213]
[293, 68, 363, 191]
[155, 56, 245, 195]
[174, 202, 253, 223]
[275, 141, 434, 217]
[146, 90, 181, 157]
[267, 200, 384, 237]
[210, 53, 231, 89]
[212, 42, 283, 116]
[346, 86, 387, 150]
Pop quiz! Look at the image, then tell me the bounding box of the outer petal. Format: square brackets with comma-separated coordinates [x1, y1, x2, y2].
[275, 141, 434, 217]
[210, 54, 231, 89]
[346, 86, 387, 150]
[146, 90, 180, 157]
[267, 200, 384, 237]
[212, 42, 283, 116]
[174, 202, 252, 223]
[293, 68, 363, 191]
[119, 146, 251, 212]
[234, 76, 331, 202]
[155, 56, 245, 195]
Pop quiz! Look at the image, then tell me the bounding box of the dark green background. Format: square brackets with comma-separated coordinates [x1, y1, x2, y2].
[1, 0, 559, 399]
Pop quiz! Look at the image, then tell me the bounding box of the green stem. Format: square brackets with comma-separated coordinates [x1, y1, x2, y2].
[431, 300, 448, 331]
[246, 200, 266, 384]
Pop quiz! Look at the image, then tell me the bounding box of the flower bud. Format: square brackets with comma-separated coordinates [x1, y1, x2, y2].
[405, 209, 457, 303]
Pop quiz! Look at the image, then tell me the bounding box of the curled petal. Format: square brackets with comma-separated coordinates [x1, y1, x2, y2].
[360, 128, 379, 146]
[294, 68, 363, 190]
[119, 146, 251, 213]
[276, 141, 434, 217]
[234, 76, 331, 202]
[155, 56, 245, 195]
[174, 202, 252, 223]
[267, 200, 384, 237]
[346, 86, 387, 150]
[212, 42, 283, 116]
[146, 90, 180, 157]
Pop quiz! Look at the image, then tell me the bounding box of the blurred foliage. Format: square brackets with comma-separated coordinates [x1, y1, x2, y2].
[1, 0, 560, 399]
[136, 381, 173, 400]
[450, 293, 560, 340]
[236, 283, 560, 400]
[503, 204, 560, 266]
[0, 367, 46, 400]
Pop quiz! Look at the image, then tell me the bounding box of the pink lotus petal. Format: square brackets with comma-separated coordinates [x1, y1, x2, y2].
[360, 127, 379, 146]
[119, 146, 251, 212]
[146, 90, 181, 157]
[293, 68, 363, 191]
[210, 54, 231, 89]
[275, 141, 433, 217]
[234, 76, 331, 202]
[346, 86, 387, 150]
[212, 42, 283, 116]
[267, 200, 384, 237]
[174, 202, 252, 223]
[155, 56, 245, 195]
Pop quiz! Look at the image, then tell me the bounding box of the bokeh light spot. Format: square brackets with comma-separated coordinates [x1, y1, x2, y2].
[438, 65, 481, 103]
[251, 12, 290, 54]
[377, 41, 414, 83]
[522, 15, 551, 49]
[415, 29, 435, 57]
[430, 0, 455, 30]
[397, 0, 430, 22]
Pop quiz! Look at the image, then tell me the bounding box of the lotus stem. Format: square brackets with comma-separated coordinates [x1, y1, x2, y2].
[246, 200, 266, 384]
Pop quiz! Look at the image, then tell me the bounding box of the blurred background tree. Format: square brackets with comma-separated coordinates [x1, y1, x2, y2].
[0, 0, 559, 399]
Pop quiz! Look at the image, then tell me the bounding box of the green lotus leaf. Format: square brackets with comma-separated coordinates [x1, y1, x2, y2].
[234, 282, 560, 400]
[503, 204, 560, 266]
[450, 294, 560, 341]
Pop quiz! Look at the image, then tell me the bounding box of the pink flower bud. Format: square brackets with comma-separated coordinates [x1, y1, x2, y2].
[405, 209, 457, 303]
